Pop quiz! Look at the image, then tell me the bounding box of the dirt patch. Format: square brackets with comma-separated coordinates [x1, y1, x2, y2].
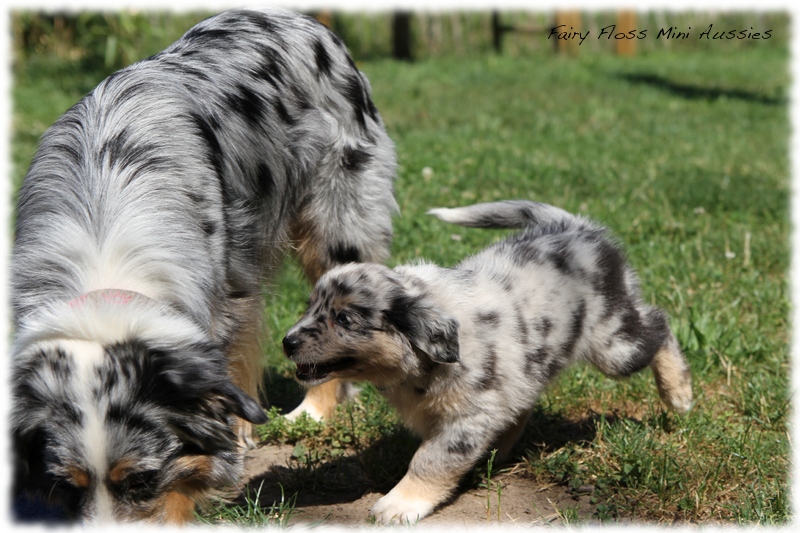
[241, 443, 598, 527]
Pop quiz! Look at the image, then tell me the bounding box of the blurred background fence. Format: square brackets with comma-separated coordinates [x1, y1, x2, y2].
[12, 10, 789, 70]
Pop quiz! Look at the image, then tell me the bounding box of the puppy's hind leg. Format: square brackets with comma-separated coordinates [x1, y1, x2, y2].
[494, 407, 534, 461]
[650, 332, 693, 414]
[587, 308, 692, 415]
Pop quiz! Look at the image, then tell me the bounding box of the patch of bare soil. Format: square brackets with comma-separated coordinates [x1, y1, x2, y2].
[241, 443, 598, 528]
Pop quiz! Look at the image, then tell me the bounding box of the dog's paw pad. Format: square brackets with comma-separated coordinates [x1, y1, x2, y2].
[370, 491, 435, 525]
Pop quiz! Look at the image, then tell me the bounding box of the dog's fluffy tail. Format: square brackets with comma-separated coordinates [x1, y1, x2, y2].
[427, 200, 576, 230]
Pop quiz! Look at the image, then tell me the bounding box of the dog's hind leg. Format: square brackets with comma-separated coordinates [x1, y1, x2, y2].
[227, 297, 267, 449]
[586, 308, 692, 415]
[494, 407, 534, 461]
[285, 228, 357, 422]
[284, 223, 361, 421]
[649, 332, 693, 414]
[288, 191, 395, 421]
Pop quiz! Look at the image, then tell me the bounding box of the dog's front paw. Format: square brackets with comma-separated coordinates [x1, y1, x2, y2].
[285, 380, 359, 422]
[370, 489, 435, 525]
[284, 398, 325, 422]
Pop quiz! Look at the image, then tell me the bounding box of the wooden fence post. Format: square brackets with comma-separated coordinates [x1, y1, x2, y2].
[616, 10, 637, 56]
[314, 10, 332, 28]
[491, 11, 514, 53]
[554, 10, 581, 55]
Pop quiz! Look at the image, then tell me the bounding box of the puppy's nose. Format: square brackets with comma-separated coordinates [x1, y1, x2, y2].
[282, 335, 301, 357]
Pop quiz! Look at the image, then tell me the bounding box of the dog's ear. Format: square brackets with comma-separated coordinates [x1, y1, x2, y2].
[12, 425, 45, 494]
[143, 344, 267, 451]
[215, 381, 269, 424]
[149, 343, 266, 422]
[384, 291, 460, 364]
[11, 425, 73, 520]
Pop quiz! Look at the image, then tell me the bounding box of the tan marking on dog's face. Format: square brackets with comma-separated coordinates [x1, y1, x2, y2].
[161, 491, 197, 524]
[104, 455, 215, 523]
[294, 309, 410, 387]
[65, 466, 91, 489]
[169, 455, 216, 494]
[108, 458, 138, 484]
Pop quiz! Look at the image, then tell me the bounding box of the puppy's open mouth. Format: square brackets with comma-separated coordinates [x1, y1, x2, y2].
[295, 357, 357, 381]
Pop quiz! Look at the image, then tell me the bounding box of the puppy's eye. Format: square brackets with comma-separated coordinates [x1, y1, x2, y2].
[335, 311, 351, 327]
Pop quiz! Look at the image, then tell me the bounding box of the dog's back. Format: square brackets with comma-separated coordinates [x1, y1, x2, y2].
[12, 7, 397, 331]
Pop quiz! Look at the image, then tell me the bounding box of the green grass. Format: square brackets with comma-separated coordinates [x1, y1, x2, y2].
[12, 24, 790, 526]
[198, 481, 298, 527]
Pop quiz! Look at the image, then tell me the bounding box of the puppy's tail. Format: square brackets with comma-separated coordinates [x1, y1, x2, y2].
[427, 200, 577, 230]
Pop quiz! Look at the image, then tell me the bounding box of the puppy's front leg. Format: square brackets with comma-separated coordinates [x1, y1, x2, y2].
[370, 431, 489, 524]
[370, 471, 454, 525]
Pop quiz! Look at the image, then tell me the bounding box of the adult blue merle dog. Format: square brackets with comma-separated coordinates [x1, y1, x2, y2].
[283, 200, 692, 524]
[10, 8, 397, 523]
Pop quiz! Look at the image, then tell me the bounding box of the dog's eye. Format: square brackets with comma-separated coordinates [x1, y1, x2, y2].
[119, 470, 159, 503]
[335, 311, 351, 326]
[52, 476, 86, 512]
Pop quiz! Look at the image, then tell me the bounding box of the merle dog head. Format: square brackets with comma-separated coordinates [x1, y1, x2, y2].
[11, 304, 266, 523]
[283, 263, 460, 389]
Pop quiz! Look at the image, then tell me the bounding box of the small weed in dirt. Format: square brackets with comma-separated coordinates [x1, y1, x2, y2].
[199, 482, 297, 527]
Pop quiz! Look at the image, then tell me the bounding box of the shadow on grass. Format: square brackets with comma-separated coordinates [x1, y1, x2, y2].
[243, 428, 419, 511]
[615, 72, 786, 106]
[242, 405, 636, 514]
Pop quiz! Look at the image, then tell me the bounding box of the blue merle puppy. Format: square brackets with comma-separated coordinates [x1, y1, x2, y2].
[283, 200, 693, 524]
[11, 8, 397, 523]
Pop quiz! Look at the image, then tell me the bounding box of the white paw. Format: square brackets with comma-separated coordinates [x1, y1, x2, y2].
[370, 489, 435, 525]
[667, 386, 694, 415]
[284, 398, 325, 422]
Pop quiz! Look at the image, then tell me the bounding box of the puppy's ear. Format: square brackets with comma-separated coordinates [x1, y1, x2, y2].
[384, 292, 460, 364]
